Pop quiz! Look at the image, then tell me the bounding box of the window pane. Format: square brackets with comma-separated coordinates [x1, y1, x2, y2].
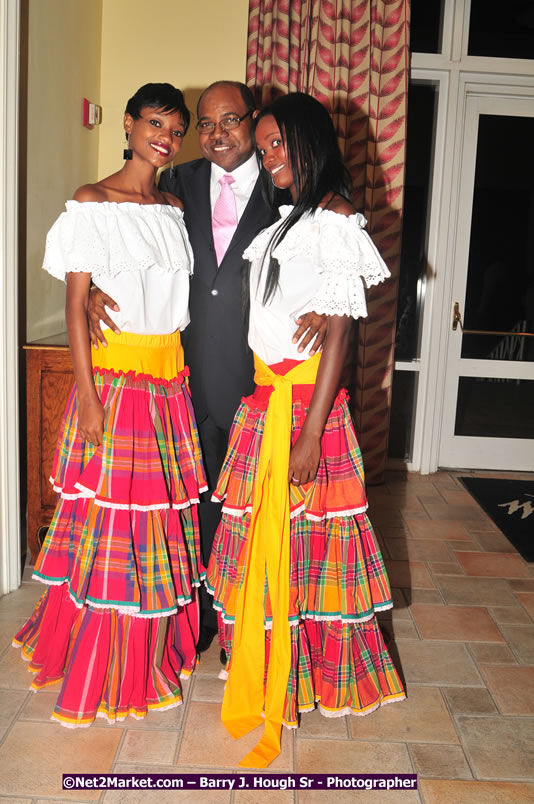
[468, 0, 534, 59]
[396, 82, 437, 361]
[389, 371, 418, 460]
[410, 0, 444, 53]
[461, 114, 534, 362]
[455, 377, 534, 439]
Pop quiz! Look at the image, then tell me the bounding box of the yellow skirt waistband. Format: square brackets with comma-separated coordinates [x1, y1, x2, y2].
[92, 330, 184, 381]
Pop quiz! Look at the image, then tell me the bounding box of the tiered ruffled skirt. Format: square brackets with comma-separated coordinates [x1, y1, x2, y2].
[207, 382, 405, 727]
[14, 332, 207, 726]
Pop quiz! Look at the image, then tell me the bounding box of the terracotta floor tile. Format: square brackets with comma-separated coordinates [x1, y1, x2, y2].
[296, 736, 413, 773]
[191, 675, 225, 703]
[422, 503, 491, 523]
[299, 786, 419, 803]
[446, 538, 481, 552]
[428, 561, 465, 576]
[117, 729, 179, 764]
[410, 604, 505, 642]
[118, 700, 187, 731]
[410, 743, 472, 778]
[0, 645, 41, 689]
[106, 765, 232, 803]
[420, 780, 534, 804]
[456, 715, 534, 779]
[235, 786, 295, 804]
[490, 605, 532, 625]
[498, 625, 534, 664]
[377, 524, 414, 541]
[297, 708, 349, 739]
[442, 686, 497, 714]
[19, 689, 59, 720]
[394, 639, 482, 686]
[515, 593, 534, 620]
[194, 642, 226, 676]
[403, 588, 444, 605]
[0, 619, 27, 652]
[454, 552, 531, 578]
[388, 619, 420, 640]
[0, 722, 122, 799]
[178, 702, 293, 770]
[469, 644, 517, 665]
[480, 665, 534, 715]
[348, 686, 457, 744]
[404, 519, 473, 541]
[0, 583, 44, 620]
[509, 580, 534, 593]
[0, 689, 27, 727]
[384, 560, 435, 589]
[385, 538, 452, 562]
[437, 488, 479, 506]
[473, 531, 518, 554]
[435, 576, 516, 607]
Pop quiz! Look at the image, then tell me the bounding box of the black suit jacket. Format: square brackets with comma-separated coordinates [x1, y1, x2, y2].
[159, 158, 275, 430]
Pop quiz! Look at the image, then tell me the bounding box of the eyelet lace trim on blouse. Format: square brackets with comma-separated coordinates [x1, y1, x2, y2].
[42, 201, 193, 282]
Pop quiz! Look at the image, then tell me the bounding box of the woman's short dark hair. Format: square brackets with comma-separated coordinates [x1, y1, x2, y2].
[253, 92, 352, 303]
[125, 83, 191, 133]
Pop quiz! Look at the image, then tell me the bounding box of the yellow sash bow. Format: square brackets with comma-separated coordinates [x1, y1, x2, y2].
[221, 351, 321, 768]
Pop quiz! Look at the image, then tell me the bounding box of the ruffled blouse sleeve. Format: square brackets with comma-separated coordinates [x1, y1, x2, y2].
[277, 209, 390, 320]
[42, 201, 193, 282]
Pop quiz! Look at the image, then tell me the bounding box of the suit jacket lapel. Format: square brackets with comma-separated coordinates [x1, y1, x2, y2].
[186, 160, 214, 247]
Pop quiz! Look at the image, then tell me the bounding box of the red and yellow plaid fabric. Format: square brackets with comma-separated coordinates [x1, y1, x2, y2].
[13, 331, 206, 726]
[207, 375, 405, 723]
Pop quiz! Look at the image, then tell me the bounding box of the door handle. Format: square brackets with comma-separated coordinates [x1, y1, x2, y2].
[452, 302, 534, 337]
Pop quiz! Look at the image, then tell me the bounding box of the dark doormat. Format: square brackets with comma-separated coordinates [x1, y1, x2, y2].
[459, 477, 534, 562]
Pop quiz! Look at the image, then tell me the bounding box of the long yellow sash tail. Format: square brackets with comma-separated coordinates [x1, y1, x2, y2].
[221, 352, 321, 768]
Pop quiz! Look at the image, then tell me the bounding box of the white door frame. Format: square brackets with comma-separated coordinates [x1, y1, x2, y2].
[438, 88, 534, 469]
[0, 0, 21, 595]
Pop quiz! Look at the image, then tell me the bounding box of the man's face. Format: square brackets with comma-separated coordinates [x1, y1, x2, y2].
[197, 85, 255, 171]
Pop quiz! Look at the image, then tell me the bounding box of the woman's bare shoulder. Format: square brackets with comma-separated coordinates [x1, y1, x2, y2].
[321, 193, 355, 218]
[72, 183, 108, 203]
[161, 190, 183, 210]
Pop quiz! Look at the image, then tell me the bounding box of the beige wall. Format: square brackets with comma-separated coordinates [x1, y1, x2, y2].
[98, 0, 249, 177]
[26, 0, 103, 341]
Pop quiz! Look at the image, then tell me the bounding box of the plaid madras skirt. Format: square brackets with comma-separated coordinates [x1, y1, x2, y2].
[206, 379, 405, 726]
[14, 331, 207, 727]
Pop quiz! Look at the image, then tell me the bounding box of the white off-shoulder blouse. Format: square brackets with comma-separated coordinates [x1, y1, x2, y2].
[42, 201, 194, 335]
[244, 205, 390, 365]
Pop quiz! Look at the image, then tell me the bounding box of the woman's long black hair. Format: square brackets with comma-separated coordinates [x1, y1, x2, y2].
[253, 92, 352, 304]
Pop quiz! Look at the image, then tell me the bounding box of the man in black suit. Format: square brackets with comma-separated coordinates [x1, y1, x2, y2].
[88, 81, 325, 652]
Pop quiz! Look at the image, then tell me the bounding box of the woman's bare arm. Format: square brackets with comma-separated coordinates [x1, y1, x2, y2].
[66, 273, 105, 446]
[288, 314, 351, 485]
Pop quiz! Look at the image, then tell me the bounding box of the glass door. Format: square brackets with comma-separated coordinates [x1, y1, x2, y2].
[439, 93, 534, 470]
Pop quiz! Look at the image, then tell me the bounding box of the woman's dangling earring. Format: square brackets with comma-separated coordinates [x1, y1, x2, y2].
[123, 132, 133, 160]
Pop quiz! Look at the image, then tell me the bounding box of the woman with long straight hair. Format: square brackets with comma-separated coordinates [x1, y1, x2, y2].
[207, 91, 405, 768]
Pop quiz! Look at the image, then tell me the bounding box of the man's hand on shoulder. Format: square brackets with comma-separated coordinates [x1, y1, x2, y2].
[87, 286, 121, 348]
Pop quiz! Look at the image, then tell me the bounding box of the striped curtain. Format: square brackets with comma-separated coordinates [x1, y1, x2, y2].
[246, 0, 410, 483]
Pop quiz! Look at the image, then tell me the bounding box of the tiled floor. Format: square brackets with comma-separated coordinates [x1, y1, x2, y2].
[0, 470, 533, 803]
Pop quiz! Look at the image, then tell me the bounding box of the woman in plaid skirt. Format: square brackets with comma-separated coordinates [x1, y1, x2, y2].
[13, 84, 207, 727]
[206, 93, 405, 768]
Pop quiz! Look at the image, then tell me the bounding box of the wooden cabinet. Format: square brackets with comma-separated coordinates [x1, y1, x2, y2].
[24, 337, 73, 562]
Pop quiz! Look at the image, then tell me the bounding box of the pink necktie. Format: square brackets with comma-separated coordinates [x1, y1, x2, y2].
[212, 174, 237, 266]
